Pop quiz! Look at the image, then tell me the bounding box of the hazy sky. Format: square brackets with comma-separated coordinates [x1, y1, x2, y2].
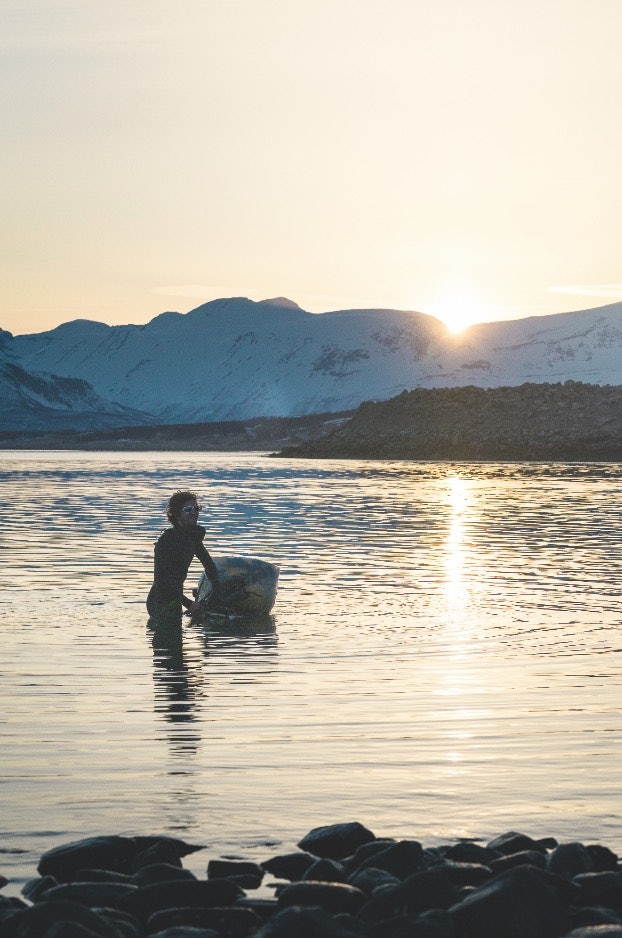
[2, 0, 621, 335]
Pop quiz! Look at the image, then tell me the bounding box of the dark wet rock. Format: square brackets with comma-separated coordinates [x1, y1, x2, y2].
[449, 864, 569, 938]
[343, 839, 397, 874]
[486, 831, 548, 856]
[366, 908, 456, 938]
[132, 836, 205, 858]
[587, 845, 620, 872]
[346, 866, 400, 894]
[37, 836, 204, 883]
[74, 868, 132, 884]
[493, 863, 578, 906]
[564, 927, 622, 937]
[38, 837, 138, 882]
[235, 897, 279, 921]
[359, 866, 462, 923]
[573, 872, 622, 909]
[366, 913, 433, 937]
[0, 911, 17, 934]
[10, 829, 622, 938]
[35, 923, 108, 938]
[302, 858, 346, 882]
[147, 905, 263, 937]
[442, 841, 500, 866]
[22, 875, 58, 901]
[253, 904, 361, 938]
[438, 860, 492, 888]
[412, 908, 456, 938]
[149, 928, 218, 938]
[276, 880, 367, 915]
[489, 849, 548, 874]
[354, 840, 425, 880]
[131, 863, 197, 886]
[130, 837, 203, 872]
[37, 881, 138, 908]
[0, 895, 27, 910]
[206, 860, 264, 889]
[331, 912, 369, 936]
[538, 837, 560, 850]
[298, 822, 376, 860]
[0, 875, 8, 890]
[260, 851, 316, 881]
[547, 842, 595, 878]
[424, 847, 447, 863]
[0, 899, 122, 937]
[119, 878, 243, 922]
[92, 906, 141, 938]
[0, 894, 28, 933]
[133, 849, 182, 874]
[570, 906, 622, 928]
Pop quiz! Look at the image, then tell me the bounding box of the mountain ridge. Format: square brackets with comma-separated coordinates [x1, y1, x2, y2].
[1, 296, 621, 431]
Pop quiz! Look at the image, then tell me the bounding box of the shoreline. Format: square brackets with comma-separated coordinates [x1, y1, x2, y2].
[2, 824, 621, 936]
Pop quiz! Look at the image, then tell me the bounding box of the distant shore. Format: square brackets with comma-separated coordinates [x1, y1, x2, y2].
[3, 382, 622, 460]
[0, 411, 354, 452]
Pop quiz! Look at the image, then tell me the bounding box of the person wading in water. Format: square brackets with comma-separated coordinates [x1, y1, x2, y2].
[147, 490, 220, 623]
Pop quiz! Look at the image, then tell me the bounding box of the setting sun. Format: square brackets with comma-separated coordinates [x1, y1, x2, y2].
[430, 286, 486, 334]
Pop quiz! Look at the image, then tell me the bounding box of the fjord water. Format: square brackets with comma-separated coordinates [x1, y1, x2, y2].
[1, 451, 621, 887]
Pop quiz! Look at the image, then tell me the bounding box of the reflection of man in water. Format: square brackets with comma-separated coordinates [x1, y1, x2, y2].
[146, 490, 220, 622]
[149, 619, 202, 756]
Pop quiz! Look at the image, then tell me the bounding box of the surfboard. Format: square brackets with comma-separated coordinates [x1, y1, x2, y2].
[195, 556, 279, 616]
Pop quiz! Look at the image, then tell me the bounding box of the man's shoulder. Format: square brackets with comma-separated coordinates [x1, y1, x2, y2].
[157, 524, 205, 542]
[155, 525, 180, 544]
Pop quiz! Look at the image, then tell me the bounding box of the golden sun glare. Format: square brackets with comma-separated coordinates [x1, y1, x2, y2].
[430, 286, 484, 334]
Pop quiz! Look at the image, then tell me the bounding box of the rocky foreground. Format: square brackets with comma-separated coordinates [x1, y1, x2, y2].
[278, 382, 622, 460]
[1, 823, 621, 937]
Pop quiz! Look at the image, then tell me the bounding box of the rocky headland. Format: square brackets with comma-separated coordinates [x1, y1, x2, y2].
[1, 823, 621, 936]
[277, 382, 622, 461]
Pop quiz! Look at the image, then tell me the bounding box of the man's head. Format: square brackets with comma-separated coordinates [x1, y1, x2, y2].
[166, 490, 201, 525]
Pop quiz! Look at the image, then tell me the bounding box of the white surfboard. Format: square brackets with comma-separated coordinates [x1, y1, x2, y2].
[195, 556, 279, 616]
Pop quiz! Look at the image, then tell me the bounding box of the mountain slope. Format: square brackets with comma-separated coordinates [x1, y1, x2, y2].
[0, 361, 153, 431]
[2, 296, 621, 429]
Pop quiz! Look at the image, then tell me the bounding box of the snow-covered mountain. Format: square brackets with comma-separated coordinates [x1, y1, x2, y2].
[0, 361, 153, 430]
[2, 296, 621, 430]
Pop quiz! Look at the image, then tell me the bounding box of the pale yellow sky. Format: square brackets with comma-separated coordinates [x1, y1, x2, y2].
[2, 0, 621, 335]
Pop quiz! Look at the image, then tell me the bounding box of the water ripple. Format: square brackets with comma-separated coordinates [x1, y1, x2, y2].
[1, 452, 621, 888]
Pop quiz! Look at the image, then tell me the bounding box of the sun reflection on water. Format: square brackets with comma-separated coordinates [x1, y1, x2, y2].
[444, 475, 471, 618]
[438, 476, 482, 774]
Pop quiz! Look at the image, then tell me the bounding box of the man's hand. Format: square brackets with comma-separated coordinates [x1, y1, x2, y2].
[187, 600, 206, 621]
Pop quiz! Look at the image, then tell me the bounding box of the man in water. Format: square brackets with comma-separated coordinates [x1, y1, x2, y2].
[147, 490, 220, 622]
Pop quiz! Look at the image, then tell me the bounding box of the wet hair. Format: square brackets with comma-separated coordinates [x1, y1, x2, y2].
[166, 490, 199, 524]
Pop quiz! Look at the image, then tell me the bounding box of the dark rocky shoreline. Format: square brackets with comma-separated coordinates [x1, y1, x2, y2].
[2, 823, 621, 936]
[277, 382, 622, 461]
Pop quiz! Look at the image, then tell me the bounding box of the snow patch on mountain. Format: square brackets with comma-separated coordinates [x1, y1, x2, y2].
[0, 361, 153, 430]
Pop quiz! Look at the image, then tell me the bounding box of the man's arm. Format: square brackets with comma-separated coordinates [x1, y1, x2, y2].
[195, 542, 221, 597]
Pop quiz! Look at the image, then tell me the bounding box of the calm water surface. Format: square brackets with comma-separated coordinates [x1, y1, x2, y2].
[1, 452, 621, 889]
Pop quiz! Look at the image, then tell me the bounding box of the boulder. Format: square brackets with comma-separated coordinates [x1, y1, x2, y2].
[297, 823, 376, 860]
